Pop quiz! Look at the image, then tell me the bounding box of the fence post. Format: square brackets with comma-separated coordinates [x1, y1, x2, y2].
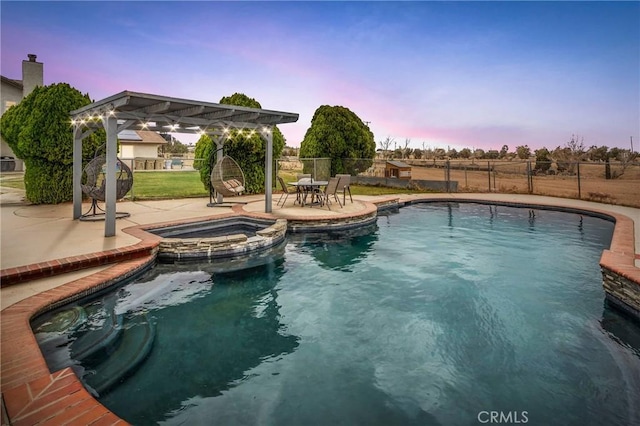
[492, 164, 496, 191]
[488, 161, 491, 191]
[445, 160, 451, 192]
[464, 165, 468, 189]
[577, 162, 581, 199]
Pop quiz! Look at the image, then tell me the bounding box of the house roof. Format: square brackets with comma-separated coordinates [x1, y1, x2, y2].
[1, 75, 23, 90]
[70, 90, 299, 134]
[118, 130, 167, 144]
[386, 160, 411, 168]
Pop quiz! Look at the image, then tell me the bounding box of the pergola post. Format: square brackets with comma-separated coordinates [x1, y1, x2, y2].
[214, 138, 224, 205]
[104, 116, 118, 237]
[263, 127, 273, 213]
[72, 126, 83, 219]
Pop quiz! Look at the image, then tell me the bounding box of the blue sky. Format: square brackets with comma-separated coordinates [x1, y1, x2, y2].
[2, 1, 638, 152]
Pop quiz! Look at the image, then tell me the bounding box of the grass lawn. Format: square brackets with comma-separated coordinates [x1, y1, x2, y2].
[0, 170, 422, 200]
[128, 171, 209, 199]
[131, 171, 420, 199]
[0, 176, 25, 190]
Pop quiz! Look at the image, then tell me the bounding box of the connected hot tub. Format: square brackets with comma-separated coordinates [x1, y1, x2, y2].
[148, 216, 287, 261]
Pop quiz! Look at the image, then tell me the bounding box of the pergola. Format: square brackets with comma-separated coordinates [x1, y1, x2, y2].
[70, 91, 298, 237]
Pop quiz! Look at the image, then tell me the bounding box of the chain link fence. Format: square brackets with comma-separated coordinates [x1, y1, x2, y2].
[276, 157, 640, 208]
[398, 159, 640, 207]
[109, 155, 640, 208]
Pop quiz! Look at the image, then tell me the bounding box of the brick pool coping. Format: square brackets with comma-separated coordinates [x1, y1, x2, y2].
[1, 197, 638, 425]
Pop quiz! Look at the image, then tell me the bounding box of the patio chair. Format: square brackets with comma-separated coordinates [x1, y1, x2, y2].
[211, 156, 245, 197]
[276, 176, 293, 207]
[80, 148, 133, 221]
[336, 174, 353, 204]
[319, 177, 342, 210]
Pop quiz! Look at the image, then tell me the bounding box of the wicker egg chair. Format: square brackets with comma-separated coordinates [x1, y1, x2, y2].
[80, 154, 133, 221]
[210, 156, 246, 198]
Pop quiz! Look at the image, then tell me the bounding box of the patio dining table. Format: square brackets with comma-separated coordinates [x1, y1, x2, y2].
[288, 180, 328, 207]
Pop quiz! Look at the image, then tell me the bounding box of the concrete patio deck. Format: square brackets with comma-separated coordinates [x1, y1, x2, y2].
[1, 187, 638, 425]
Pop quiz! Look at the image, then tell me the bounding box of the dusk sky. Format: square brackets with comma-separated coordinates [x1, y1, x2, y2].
[2, 1, 639, 152]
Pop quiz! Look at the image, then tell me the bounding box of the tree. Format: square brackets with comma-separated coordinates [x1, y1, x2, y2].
[193, 93, 286, 194]
[486, 150, 500, 160]
[299, 105, 375, 176]
[378, 136, 394, 159]
[161, 135, 189, 155]
[566, 134, 586, 161]
[193, 134, 215, 191]
[515, 145, 531, 159]
[402, 138, 411, 159]
[473, 148, 486, 159]
[0, 83, 104, 204]
[534, 148, 552, 173]
[587, 145, 608, 162]
[607, 148, 638, 179]
[413, 148, 423, 159]
[281, 145, 299, 156]
[434, 148, 447, 159]
[552, 146, 573, 173]
[499, 145, 509, 159]
[459, 148, 472, 159]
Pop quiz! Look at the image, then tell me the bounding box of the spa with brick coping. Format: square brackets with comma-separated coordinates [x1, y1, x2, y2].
[1, 198, 638, 425]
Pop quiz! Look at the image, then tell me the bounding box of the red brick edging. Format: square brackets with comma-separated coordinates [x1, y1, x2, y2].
[0, 197, 637, 425]
[0, 242, 158, 288]
[1, 256, 154, 425]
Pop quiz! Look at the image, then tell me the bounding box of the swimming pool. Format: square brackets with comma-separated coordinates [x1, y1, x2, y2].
[33, 203, 640, 425]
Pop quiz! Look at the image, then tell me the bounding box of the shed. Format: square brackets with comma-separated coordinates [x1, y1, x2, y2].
[118, 130, 167, 159]
[385, 160, 412, 179]
[118, 129, 168, 170]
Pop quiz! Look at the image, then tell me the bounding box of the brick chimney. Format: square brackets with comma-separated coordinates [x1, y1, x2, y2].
[22, 54, 43, 97]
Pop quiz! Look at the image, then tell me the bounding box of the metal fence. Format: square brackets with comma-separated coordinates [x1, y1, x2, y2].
[276, 157, 640, 208]
[119, 155, 201, 171]
[403, 159, 640, 207]
[113, 155, 640, 208]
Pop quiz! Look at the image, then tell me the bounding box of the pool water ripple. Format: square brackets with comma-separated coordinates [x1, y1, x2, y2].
[33, 203, 640, 425]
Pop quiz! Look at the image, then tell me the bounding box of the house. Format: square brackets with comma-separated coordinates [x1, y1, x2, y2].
[117, 130, 168, 170]
[1, 54, 43, 171]
[385, 160, 412, 179]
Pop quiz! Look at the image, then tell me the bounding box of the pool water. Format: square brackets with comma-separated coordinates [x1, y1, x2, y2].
[34, 203, 640, 425]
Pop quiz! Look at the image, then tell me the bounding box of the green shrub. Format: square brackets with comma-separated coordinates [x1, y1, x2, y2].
[193, 93, 285, 194]
[0, 83, 103, 204]
[300, 105, 375, 176]
[24, 158, 73, 204]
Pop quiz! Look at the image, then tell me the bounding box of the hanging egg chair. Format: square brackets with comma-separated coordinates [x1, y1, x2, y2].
[79, 154, 133, 221]
[210, 156, 245, 197]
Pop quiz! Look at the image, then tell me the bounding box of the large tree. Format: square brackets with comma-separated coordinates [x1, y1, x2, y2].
[299, 105, 375, 176]
[0, 83, 103, 203]
[193, 93, 285, 194]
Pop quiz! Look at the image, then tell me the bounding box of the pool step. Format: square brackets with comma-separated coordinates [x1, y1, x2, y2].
[71, 298, 124, 363]
[33, 306, 89, 372]
[83, 313, 156, 395]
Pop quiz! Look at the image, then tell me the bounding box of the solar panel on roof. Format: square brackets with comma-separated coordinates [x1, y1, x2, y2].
[118, 130, 142, 140]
